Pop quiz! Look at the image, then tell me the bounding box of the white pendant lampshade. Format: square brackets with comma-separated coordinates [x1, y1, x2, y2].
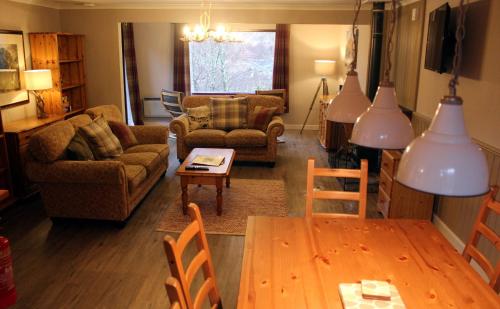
[396, 96, 489, 196]
[326, 71, 371, 123]
[314, 60, 336, 77]
[24, 70, 52, 90]
[350, 83, 414, 149]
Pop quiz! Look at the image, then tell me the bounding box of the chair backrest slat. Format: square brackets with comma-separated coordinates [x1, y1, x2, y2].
[306, 158, 368, 219]
[463, 186, 500, 292]
[165, 277, 187, 309]
[163, 203, 222, 309]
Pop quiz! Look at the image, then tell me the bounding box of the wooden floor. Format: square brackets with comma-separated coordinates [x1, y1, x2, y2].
[3, 130, 380, 309]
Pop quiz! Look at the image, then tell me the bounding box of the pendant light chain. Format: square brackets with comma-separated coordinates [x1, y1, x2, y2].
[449, 0, 467, 97]
[350, 0, 362, 72]
[383, 0, 397, 83]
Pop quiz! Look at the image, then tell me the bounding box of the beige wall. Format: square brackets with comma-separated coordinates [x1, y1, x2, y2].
[133, 23, 174, 98]
[416, 0, 500, 149]
[0, 1, 60, 124]
[286, 24, 370, 128]
[59, 8, 371, 124]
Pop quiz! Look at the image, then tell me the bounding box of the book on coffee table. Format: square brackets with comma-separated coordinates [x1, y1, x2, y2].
[192, 155, 225, 167]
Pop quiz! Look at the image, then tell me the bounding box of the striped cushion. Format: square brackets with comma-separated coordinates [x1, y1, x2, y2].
[249, 106, 277, 131]
[210, 97, 248, 130]
[79, 116, 123, 159]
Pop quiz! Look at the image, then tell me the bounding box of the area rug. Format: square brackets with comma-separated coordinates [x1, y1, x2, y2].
[157, 178, 287, 235]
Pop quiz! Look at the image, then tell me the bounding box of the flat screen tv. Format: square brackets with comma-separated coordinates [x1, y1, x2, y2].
[424, 3, 454, 73]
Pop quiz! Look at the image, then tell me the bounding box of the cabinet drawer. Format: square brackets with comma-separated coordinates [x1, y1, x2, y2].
[377, 187, 391, 218]
[379, 169, 393, 195]
[381, 151, 396, 175]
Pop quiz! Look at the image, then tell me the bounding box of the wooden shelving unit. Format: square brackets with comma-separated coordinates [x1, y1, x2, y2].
[29, 33, 87, 116]
[0, 110, 15, 209]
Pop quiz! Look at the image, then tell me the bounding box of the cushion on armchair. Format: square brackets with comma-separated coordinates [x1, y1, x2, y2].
[210, 97, 248, 130]
[79, 116, 123, 159]
[186, 105, 212, 131]
[66, 132, 95, 161]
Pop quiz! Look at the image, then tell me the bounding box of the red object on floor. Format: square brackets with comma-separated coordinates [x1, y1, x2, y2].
[0, 237, 16, 309]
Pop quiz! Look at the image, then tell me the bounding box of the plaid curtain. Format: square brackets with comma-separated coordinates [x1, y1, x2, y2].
[174, 24, 191, 95]
[121, 23, 144, 125]
[272, 24, 290, 113]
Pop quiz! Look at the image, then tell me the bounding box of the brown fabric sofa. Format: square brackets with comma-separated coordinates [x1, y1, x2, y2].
[169, 95, 285, 164]
[26, 105, 169, 223]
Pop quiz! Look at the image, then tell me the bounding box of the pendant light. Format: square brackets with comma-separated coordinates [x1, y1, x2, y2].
[396, 0, 488, 196]
[350, 0, 414, 149]
[326, 0, 370, 124]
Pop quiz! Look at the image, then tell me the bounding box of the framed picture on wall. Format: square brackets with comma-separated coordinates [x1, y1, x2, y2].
[0, 30, 28, 108]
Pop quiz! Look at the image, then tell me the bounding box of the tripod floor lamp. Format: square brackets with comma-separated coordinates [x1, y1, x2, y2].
[300, 60, 336, 134]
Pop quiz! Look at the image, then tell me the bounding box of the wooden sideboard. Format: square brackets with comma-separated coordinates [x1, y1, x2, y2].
[377, 150, 434, 219]
[4, 115, 65, 198]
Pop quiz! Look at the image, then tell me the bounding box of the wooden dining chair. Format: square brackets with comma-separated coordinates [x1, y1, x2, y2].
[306, 157, 368, 218]
[463, 186, 500, 292]
[163, 203, 222, 309]
[165, 277, 187, 309]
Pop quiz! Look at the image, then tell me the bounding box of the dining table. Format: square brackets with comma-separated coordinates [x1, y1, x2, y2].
[237, 216, 499, 308]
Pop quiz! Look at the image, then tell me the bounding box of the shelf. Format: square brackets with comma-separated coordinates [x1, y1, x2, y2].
[59, 59, 82, 63]
[61, 83, 84, 91]
[64, 108, 84, 118]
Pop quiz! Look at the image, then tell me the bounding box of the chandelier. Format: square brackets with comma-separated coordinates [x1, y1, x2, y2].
[181, 1, 240, 43]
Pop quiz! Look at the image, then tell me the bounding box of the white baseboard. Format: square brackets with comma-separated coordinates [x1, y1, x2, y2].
[284, 124, 319, 130]
[432, 214, 488, 281]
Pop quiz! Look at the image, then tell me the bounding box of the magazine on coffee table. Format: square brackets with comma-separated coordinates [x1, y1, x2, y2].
[192, 155, 225, 167]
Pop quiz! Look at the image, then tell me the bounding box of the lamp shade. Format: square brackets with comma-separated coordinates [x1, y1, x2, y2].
[396, 96, 489, 196]
[326, 71, 371, 123]
[350, 83, 414, 149]
[24, 70, 52, 90]
[314, 60, 336, 76]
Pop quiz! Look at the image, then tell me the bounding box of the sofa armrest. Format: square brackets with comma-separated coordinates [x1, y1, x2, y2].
[266, 116, 285, 138]
[26, 160, 126, 185]
[129, 125, 169, 145]
[169, 114, 189, 137]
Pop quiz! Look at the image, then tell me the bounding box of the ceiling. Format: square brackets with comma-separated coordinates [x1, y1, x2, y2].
[11, 0, 366, 10]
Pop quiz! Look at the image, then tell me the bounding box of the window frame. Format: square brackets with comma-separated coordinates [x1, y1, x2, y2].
[189, 29, 276, 96]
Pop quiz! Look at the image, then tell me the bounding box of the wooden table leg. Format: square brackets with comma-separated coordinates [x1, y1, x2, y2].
[181, 177, 188, 215]
[216, 177, 223, 216]
[226, 176, 230, 188]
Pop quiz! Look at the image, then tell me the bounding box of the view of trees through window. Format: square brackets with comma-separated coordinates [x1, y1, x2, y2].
[189, 32, 275, 93]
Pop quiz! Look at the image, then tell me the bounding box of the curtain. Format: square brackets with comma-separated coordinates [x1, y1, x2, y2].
[273, 24, 290, 113]
[121, 23, 143, 125]
[173, 24, 191, 95]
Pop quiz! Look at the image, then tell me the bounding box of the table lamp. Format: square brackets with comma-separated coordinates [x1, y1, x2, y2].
[24, 69, 52, 119]
[300, 60, 336, 134]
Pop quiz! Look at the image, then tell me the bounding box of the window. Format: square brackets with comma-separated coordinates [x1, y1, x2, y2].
[189, 31, 276, 94]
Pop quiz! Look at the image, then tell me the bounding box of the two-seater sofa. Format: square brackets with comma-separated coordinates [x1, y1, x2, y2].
[26, 105, 169, 223]
[169, 95, 285, 165]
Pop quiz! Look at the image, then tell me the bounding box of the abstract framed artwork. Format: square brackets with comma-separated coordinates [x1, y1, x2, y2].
[0, 30, 28, 108]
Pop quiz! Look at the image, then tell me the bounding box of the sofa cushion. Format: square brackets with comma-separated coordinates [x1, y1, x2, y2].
[116, 152, 161, 175]
[186, 105, 212, 131]
[210, 97, 248, 130]
[125, 144, 169, 161]
[124, 164, 147, 194]
[225, 129, 267, 147]
[107, 120, 138, 149]
[248, 106, 277, 131]
[185, 129, 227, 147]
[29, 121, 75, 163]
[66, 131, 95, 161]
[79, 116, 123, 160]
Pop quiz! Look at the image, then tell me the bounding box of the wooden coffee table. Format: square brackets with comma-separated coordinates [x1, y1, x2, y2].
[176, 148, 236, 216]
